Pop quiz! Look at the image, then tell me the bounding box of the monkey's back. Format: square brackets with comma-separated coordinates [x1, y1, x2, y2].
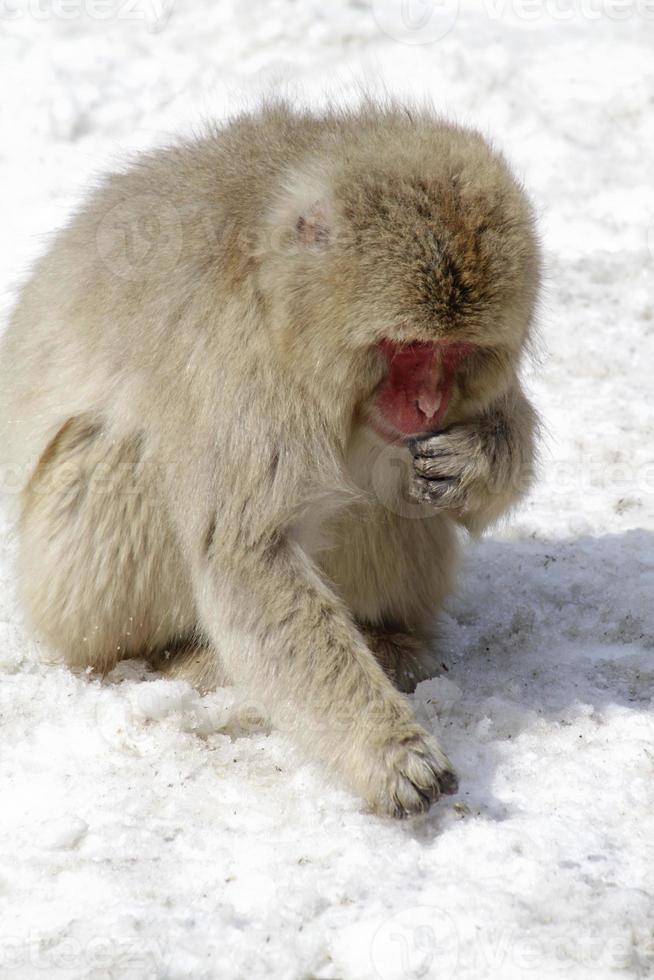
[0, 101, 523, 492]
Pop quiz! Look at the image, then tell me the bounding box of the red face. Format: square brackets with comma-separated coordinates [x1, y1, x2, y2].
[371, 339, 475, 440]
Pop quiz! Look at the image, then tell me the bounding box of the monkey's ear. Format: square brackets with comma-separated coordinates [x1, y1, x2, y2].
[296, 202, 331, 249]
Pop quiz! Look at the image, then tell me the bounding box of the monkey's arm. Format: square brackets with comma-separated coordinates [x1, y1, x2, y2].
[407, 383, 538, 533]
[165, 436, 457, 818]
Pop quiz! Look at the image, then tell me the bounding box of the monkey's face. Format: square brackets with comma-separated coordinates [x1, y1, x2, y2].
[338, 186, 537, 440]
[260, 131, 539, 437]
[336, 161, 538, 438]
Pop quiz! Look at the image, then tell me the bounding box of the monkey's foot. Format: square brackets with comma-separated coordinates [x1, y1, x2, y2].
[364, 629, 442, 694]
[150, 641, 230, 694]
[356, 724, 458, 818]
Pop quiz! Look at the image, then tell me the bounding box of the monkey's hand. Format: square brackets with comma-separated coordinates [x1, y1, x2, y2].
[407, 387, 538, 532]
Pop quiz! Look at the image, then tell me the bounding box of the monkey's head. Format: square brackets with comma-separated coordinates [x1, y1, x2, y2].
[258, 109, 540, 441]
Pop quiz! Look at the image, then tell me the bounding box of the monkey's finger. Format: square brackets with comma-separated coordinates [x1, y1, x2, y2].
[410, 475, 459, 503]
[408, 435, 457, 459]
[412, 454, 463, 479]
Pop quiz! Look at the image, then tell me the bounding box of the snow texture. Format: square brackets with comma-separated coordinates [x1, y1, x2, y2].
[1, 2, 654, 978]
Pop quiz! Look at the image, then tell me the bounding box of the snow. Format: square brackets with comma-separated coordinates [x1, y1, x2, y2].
[1, 2, 654, 978]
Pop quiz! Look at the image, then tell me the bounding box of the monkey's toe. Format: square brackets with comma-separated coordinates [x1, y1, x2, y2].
[394, 647, 444, 694]
[363, 629, 442, 694]
[436, 767, 459, 796]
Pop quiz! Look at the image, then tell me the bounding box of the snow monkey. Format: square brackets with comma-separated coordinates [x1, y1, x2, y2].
[0, 102, 540, 817]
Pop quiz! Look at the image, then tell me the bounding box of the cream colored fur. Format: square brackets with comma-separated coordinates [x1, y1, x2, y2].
[0, 100, 540, 817]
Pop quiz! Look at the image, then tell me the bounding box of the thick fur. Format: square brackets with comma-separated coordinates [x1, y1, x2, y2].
[0, 101, 540, 817]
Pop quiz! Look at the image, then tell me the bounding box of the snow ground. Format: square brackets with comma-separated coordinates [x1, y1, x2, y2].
[1, 2, 654, 978]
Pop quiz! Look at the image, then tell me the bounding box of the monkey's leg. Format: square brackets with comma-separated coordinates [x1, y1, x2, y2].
[176, 500, 458, 817]
[152, 619, 440, 696]
[320, 498, 459, 696]
[361, 626, 443, 694]
[18, 415, 200, 673]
